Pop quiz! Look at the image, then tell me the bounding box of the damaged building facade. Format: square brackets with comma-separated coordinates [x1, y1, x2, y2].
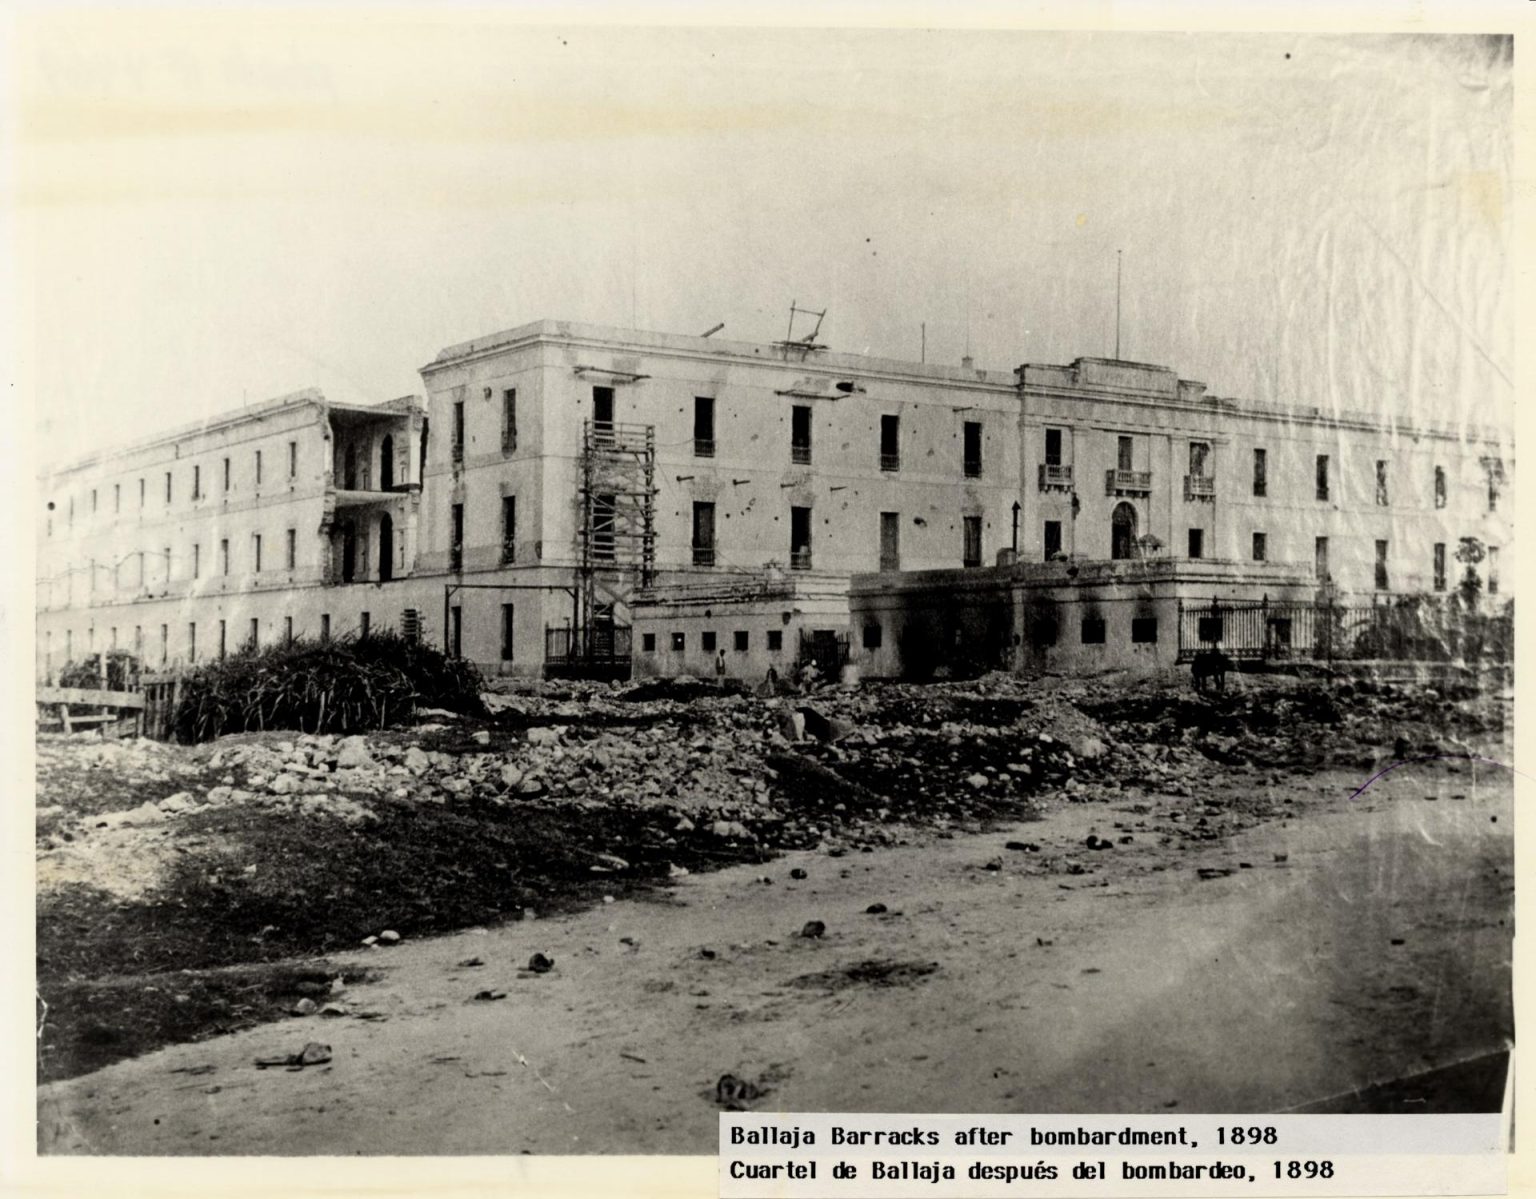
[36, 320, 1513, 682]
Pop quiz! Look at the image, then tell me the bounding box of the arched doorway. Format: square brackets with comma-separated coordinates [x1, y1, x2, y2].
[379, 513, 394, 582]
[1111, 502, 1138, 560]
[380, 435, 394, 491]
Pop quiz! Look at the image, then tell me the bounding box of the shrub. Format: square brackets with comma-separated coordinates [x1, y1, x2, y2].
[171, 632, 484, 742]
[56, 651, 141, 691]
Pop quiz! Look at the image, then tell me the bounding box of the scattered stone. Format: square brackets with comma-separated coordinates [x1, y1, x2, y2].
[789, 867, 809, 880]
[1006, 841, 1040, 852]
[473, 990, 508, 1002]
[290, 998, 318, 1016]
[526, 727, 561, 746]
[983, 858, 1003, 871]
[472, 730, 492, 746]
[458, 956, 485, 968]
[378, 930, 401, 945]
[526, 953, 554, 973]
[710, 819, 751, 839]
[799, 920, 826, 939]
[865, 903, 888, 914]
[966, 773, 990, 790]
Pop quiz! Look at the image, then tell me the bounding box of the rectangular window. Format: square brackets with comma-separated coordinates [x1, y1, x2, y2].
[592, 385, 615, 428]
[219, 621, 229, 658]
[255, 450, 263, 485]
[219, 539, 229, 575]
[451, 503, 465, 571]
[500, 603, 515, 661]
[671, 631, 685, 652]
[642, 632, 657, 652]
[1188, 441, 1210, 477]
[502, 389, 518, 453]
[163, 546, 171, 581]
[188, 622, 197, 662]
[139, 478, 146, 507]
[1045, 427, 1063, 467]
[284, 616, 294, 645]
[247, 617, 258, 648]
[1375, 539, 1389, 590]
[192, 543, 201, 578]
[591, 494, 615, 562]
[1118, 436, 1134, 472]
[1131, 617, 1158, 644]
[449, 606, 461, 656]
[452, 400, 465, 462]
[879, 511, 900, 571]
[320, 614, 330, 644]
[1043, 520, 1062, 561]
[253, 533, 263, 573]
[790, 506, 812, 570]
[360, 611, 371, 638]
[160, 624, 169, 664]
[164, 471, 173, 503]
[223, 457, 231, 491]
[1081, 616, 1107, 645]
[694, 397, 715, 457]
[1433, 543, 1447, 591]
[692, 501, 716, 567]
[1252, 532, 1267, 562]
[701, 630, 717, 653]
[1316, 454, 1330, 501]
[963, 421, 982, 477]
[286, 528, 297, 570]
[192, 465, 201, 500]
[767, 629, 783, 652]
[91, 488, 97, 513]
[862, 623, 883, 650]
[134, 626, 142, 657]
[791, 405, 812, 464]
[1488, 546, 1499, 595]
[1375, 460, 1389, 506]
[733, 630, 749, 652]
[288, 441, 298, 479]
[1252, 448, 1267, 497]
[880, 414, 900, 471]
[501, 495, 517, 563]
[1434, 465, 1446, 509]
[1187, 528, 1204, 559]
[962, 515, 983, 568]
[1315, 536, 1329, 580]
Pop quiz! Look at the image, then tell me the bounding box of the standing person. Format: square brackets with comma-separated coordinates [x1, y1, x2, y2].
[714, 647, 728, 688]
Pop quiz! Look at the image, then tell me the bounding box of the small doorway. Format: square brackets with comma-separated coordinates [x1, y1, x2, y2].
[1111, 502, 1138, 561]
[379, 513, 394, 582]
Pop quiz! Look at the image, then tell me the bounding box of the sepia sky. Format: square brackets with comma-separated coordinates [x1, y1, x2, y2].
[9, 15, 1515, 467]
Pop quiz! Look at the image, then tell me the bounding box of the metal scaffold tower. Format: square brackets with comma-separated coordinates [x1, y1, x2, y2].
[572, 417, 656, 669]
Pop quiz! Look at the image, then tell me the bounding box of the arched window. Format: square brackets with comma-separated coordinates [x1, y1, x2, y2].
[1111, 502, 1138, 560]
[379, 513, 394, 582]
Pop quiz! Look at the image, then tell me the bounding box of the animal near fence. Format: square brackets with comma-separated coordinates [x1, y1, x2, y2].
[1176, 596, 1512, 667]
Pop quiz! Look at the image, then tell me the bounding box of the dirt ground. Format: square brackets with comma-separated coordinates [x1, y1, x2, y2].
[36, 673, 1513, 1154]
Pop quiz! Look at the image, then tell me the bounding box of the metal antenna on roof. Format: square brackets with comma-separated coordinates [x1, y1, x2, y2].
[774, 301, 827, 361]
[1115, 249, 1123, 360]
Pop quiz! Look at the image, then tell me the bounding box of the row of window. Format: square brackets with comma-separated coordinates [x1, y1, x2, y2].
[81, 530, 301, 593]
[639, 628, 784, 654]
[49, 443, 302, 537]
[1042, 433, 1503, 515]
[684, 502, 986, 572]
[451, 389, 519, 463]
[447, 496, 518, 572]
[47, 609, 373, 668]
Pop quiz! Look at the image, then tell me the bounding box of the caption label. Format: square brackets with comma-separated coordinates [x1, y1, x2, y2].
[718, 1114, 1505, 1197]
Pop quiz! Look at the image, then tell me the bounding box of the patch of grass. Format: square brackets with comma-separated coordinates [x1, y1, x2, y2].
[37, 960, 371, 1083]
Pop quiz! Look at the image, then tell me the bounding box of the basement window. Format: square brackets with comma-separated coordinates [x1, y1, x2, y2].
[701, 630, 717, 653]
[1131, 617, 1158, 644]
[671, 632, 686, 652]
[642, 633, 657, 653]
[862, 623, 882, 650]
[767, 630, 783, 652]
[1080, 616, 1106, 645]
[733, 630, 748, 652]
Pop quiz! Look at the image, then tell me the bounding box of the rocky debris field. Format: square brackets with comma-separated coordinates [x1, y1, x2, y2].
[35, 667, 1507, 1083]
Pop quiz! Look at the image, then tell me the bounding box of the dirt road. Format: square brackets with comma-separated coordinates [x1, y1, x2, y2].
[37, 754, 1511, 1155]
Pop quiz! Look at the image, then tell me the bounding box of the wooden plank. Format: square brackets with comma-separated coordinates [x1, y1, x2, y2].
[36, 686, 146, 710]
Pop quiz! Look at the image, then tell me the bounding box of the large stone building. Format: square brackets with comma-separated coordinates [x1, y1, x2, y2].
[35, 319, 1513, 682]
